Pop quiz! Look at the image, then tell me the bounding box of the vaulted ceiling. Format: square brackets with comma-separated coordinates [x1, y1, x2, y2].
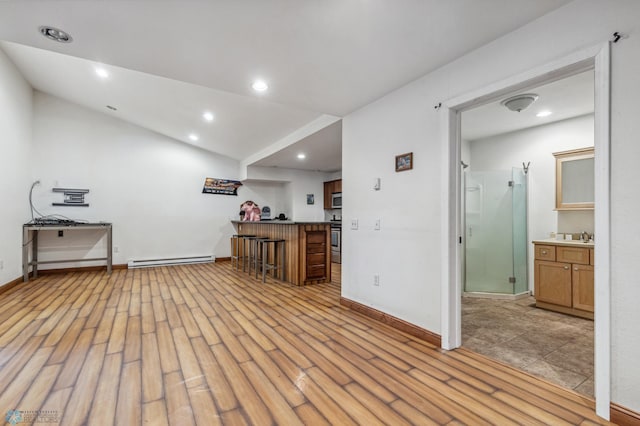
[0, 0, 572, 171]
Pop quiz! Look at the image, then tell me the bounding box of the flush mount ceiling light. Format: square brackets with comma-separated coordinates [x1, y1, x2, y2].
[536, 110, 553, 117]
[203, 112, 214, 122]
[188, 133, 199, 142]
[252, 80, 269, 92]
[297, 153, 306, 160]
[39, 26, 73, 43]
[501, 94, 539, 112]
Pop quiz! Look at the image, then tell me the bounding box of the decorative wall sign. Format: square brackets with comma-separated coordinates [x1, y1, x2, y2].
[202, 178, 242, 195]
[52, 188, 89, 207]
[307, 194, 314, 205]
[395, 152, 413, 172]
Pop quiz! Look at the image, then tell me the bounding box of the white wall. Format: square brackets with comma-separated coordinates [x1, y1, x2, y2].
[30, 92, 254, 266]
[0, 47, 32, 285]
[468, 115, 594, 290]
[342, 0, 640, 410]
[245, 165, 332, 221]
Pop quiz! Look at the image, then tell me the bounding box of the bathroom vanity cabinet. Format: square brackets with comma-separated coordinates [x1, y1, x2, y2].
[533, 240, 594, 320]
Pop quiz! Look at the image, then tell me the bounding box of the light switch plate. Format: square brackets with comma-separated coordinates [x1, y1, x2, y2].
[375, 219, 381, 230]
[351, 219, 358, 230]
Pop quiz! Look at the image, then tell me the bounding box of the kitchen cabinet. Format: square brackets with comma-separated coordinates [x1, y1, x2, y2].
[233, 221, 331, 285]
[533, 241, 594, 319]
[304, 230, 327, 281]
[323, 179, 342, 209]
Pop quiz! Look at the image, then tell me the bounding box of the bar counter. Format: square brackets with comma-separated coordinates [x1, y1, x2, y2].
[232, 220, 331, 286]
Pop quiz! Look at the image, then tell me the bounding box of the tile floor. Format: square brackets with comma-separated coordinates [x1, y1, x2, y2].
[461, 295, 594, 397]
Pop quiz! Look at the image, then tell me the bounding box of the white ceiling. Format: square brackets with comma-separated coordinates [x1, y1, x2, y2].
[252, 121, 342, 172]
[462, 69, 594, 141]
[0, 0, 572, 170]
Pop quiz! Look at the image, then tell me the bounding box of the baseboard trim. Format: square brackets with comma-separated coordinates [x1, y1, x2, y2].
[340, 297, 441, 348]
[38, 264, 128, 275]
[0, 276, 26, 295]
[611, 402, 640, 426]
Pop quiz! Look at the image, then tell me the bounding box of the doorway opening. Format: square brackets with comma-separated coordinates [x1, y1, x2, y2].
[440, 43, 610, 418]
[459, 69, 595, 397]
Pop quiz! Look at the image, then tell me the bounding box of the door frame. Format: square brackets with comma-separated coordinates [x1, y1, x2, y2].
[440, 43, 611, 419]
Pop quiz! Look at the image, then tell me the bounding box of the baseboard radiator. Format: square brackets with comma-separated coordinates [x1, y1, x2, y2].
[127, 255, 214, 269]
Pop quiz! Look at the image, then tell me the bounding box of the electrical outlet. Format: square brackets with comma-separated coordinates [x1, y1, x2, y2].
[375, 219, 381, 230]
[373, 274, 380, 286]
[58, 230, 64, 237]
[114, 246, 119, 253]
[351, 219, 358, 230]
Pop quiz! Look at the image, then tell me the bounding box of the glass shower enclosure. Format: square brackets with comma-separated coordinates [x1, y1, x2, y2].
[464, 167, 528, 296]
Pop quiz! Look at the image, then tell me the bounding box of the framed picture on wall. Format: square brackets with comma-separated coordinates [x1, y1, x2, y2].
[395, 152, 413, 172]
[307, 194, 314, 205]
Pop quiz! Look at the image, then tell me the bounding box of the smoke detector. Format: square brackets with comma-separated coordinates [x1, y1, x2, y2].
[501, 94, 539, 112]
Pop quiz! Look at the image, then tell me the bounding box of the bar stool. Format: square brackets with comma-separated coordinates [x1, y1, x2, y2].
[257, 239, 286, 283]
[230, 234, 240, 269]
[246, 236, 269, 276]
[231, 234, 255, 271]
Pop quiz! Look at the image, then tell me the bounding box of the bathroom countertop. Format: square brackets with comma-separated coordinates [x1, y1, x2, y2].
[532, 238, 594, 248]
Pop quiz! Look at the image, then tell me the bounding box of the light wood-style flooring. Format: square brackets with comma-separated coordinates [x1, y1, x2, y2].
[0, 262, 610, 425]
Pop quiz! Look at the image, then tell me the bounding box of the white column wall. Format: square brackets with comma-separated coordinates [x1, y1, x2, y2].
[0, 47, 32, 285]
[342, 0, 640, 410]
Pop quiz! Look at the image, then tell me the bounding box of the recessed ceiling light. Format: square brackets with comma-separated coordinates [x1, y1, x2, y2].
[188, 133, 199, 142]
[297, 153, 306, 160]
[203, 112, 214, 122]
[252, 80, 269, 92]
[39, 26, 73, 43]
[95, 68, 109, 79]
[536, 110, 552, 117]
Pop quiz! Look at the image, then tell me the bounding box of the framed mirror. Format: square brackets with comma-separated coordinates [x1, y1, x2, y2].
[553, 147, 594, 210]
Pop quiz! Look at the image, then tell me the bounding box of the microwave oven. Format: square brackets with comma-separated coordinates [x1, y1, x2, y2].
[331, 192, 342, 209]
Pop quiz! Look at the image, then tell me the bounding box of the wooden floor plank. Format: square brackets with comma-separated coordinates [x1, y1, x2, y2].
[142, 399, 169, 426]
[93, 306, 117, 345]
[242, 360, 304, 426]
[0, 319, 44, 368]
[191, 337, 238, 412]
[106, 310, 128, 355]
[156, 321, 180, 374]
[164, 371, 195, 426]
[53, 328, 95, 390]
[187, 385, 220, 426]
[88, 352, 122, 426]
[237, 334, 306, 408]
[210, 344, 274, 425]
[294, 403, 331, 426]
[47, 317, 86, 365]
[171, 327, 205, 389]
[123, 315, 142, 363]
[116, 361, 143, 426]
[0, 262, 612, 426]
[16, 363, 62, 415]
[0, 346, 54, 410]
[61, 342, 107, 425]
[141, 332, 164, 402]
[345, 382, 412, 426]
